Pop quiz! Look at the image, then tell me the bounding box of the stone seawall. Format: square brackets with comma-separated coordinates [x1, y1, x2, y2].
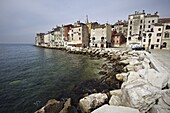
[35, 46, 170, 113]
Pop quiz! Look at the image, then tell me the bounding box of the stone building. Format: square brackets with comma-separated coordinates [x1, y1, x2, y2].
[43, 33, 50, 47]
[111, 31, 125, 47]
[159, 18, 170, 49]
[67, 21, 89, 47]
[90, 24, 112, 48]
[53, 26, 65, 47]
[127, 10, 159, 47]
[113, 20, 128, 39]
[35, 33, 45, 46]
[142, 23, 163, 49]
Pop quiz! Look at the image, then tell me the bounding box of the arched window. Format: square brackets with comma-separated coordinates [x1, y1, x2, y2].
[165, 32, 169, 38]
[148, 33, 152, 38]
[163, 42, 167, 48]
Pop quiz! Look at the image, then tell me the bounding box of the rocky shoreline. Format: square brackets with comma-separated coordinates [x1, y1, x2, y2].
[35, 46, 170, 113]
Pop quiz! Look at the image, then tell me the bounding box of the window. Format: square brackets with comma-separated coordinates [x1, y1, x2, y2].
[157, 33, 161, 37]
[148, 25, 151, 28]
[148, 33, 152, 37]
[139, 31, 141, 35]
[143, 33, 146, 37]
[165, 32, 169, 38]
[166, 25, 170, 29]
[140, 25, 142, 29]
[72, 38, 73, 40]
[79, 28, 80, 31]
[130, 26, 132, 30]
[156, 45, 159, 47]
[79, 37, 81, 40]
[152, 20, 154, 23]
[143, 39, 146, 42]
[151, 28, 153, 32]
[158, 28, 161, 31]
[148, 21, 150, 23]
[92, 37, 95, 40]
[101, 37, 104, 41]
[78, 33, 81, 35]
[141, 20, 143, 23]
[130, 21, 132, 24]
[71, 34, 73, 37]
[157, 39, 160, 42]
[128, 37, 131, 40]
[117, 40, 119, 43]
[129, 31, 131, 35]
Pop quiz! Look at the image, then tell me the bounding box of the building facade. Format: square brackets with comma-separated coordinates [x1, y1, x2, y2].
[53, 26, 65, 47]
[111, 32, 125, 47]
[90, 24, 112, 48]
[67, 21, 89, 47]
[159, 18, 170, 49]
[127, 10, 159, 47]
[35, 33, 45, 46]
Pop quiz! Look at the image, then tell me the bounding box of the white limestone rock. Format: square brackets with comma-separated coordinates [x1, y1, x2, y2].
[109, 89, 122, 106]
[79, 93, 108, 113]
[138, 69, 169, 89]
[121, 79, 161, 112]
[92, 104, 140, 113]
[149, 105, 170, 113]
[116, 73, 129, 82]
[127, 71, 141, 82]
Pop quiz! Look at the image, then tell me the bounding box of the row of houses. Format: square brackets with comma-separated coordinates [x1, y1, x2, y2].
[126, 10, 170, 49]
[36, 20, 117, 48]
[36, 11, 170, 49]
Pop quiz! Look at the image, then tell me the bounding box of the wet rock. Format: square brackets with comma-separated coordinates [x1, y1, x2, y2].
[79, 93, 108, 113]
[60, 98, 78, 113]
[35, 99, 64, 113]
[91, 104, 140, 113]
[121, 79, 161, 112]
[110, 54, 120, 61]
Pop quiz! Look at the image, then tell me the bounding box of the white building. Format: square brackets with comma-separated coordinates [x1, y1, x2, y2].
[127, 10, 159, 47]
[90, 24, 112, 48]
[44, 33, 50, 47]
[142, 23, 163, 49]
[159, 18, 170, 49]
[53, 26, 65, 47]
[68, 21, 89, 47]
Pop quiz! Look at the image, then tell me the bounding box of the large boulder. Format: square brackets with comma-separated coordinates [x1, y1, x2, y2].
[149, 89, 170, 113]
[35, 99, 64, 113]
[109, 90, 122, 106]
[91, 104, 140, 113]
[59, 98, 77, 113]
[127, 71, 141, 82]
[138, 69, 169, 89]
[79, 93, 108, 113]
[121, 79, 161, 112]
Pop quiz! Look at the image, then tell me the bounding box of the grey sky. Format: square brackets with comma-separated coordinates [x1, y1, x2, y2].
[0, 0, 170, 44]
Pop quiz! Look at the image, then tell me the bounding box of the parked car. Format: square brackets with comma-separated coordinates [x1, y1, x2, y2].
[131, 45, 145, 50]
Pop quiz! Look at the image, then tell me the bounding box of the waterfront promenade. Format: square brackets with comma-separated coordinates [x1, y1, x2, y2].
[150, 49, 170, 70]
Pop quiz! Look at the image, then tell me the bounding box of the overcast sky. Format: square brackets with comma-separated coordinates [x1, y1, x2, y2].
[0, 0, 170, 44]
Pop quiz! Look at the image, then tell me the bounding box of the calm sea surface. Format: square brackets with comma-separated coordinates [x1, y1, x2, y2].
[0, 44, 103, 113]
